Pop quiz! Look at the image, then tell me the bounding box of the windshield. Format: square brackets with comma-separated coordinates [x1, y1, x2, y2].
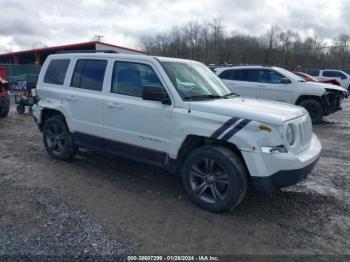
[277, 67, 306, 82]
[161, 61, 232, 100]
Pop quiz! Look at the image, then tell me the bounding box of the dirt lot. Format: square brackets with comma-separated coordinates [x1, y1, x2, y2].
[0, 99, 350, 256]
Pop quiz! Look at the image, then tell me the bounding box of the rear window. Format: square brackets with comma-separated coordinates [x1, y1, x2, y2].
[232, 70, 258, 82]
[218, 70, 233, 80]
[71, 59, 107, 91]
[44, 59, 70, 85]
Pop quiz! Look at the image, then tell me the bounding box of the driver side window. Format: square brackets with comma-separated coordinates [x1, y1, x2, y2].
[111, 62, 162, 97]
[259, 70, 285, 84]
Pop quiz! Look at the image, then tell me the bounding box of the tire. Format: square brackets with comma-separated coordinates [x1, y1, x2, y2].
[298, 99, 323, 123]
[182, 145, 248, 212]
[43, 114, 76, 160]
[17, 104, 25, 114]
[0, 97, 10, 117]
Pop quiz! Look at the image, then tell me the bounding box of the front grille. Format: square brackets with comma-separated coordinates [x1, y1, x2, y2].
[298, 116, 312, 149]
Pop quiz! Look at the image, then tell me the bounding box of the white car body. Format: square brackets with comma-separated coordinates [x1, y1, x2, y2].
[215, 66, 348, 121]
[33, 54, 321, 197]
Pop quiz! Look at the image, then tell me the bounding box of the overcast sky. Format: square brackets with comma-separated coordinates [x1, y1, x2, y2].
[0, 0, 348, 53]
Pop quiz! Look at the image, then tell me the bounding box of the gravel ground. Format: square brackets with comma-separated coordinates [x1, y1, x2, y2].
[0, 174, 135, 258]
[0, 98, 350, 257]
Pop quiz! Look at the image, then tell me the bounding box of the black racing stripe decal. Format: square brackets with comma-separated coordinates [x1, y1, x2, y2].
[210, 117, 240, 139]
[221, 119, 251, 141]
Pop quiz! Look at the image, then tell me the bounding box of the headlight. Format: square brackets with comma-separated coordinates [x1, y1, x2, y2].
[286, 124, 295, 146]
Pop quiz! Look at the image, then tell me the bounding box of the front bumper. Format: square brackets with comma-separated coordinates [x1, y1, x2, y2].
[242, 134, 321, 193]
[321, 90, 348, 115]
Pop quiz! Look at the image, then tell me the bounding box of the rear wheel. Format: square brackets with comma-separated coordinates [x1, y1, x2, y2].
[43, 115, 76, 160]
[298, 99, 323, 123]
[182, 145, 248, 212]
[17, 104, 25, 114]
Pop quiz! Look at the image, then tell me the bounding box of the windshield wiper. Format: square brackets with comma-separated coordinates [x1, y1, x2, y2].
[183, 94, 223, 100]
[222, 92, 238, 98]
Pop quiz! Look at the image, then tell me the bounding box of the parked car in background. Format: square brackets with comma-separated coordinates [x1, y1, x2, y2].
[293, 71, 341, 86]
[216, 66, 348, 123]
[306, 69, 350, 91]
[33, 53, 322, 212]
[0, 77, 10, 117]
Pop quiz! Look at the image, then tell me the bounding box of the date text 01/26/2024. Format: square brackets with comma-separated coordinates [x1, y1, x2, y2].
[127, 255, 219, 261]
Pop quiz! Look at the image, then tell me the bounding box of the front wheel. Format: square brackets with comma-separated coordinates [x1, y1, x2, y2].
[182, 145, 248, 212]
[43, 115, 76, 160]
[298, 99, 323, 123]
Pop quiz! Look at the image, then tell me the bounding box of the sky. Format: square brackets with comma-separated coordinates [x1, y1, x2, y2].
[0, 0, 348, 53]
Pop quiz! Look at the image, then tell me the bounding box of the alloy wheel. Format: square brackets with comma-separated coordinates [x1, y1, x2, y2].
[189, 158, 230, 204]
[45, 122, 66, 154]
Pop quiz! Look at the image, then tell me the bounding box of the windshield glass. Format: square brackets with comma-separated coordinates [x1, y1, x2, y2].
[277, 67, 306, 82]
[161, 61, 231, 100]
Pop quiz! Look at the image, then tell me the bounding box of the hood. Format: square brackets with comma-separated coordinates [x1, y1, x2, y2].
[302, 81, 347, 93]
[189, 97, 307, 125]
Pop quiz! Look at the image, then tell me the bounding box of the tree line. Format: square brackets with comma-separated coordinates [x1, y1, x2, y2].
[139, 20, 350, 71]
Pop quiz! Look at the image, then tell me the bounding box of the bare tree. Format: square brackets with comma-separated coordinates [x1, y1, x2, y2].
[138, 20, 350, 70]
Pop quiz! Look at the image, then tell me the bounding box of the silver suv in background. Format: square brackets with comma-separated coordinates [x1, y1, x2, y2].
[306, 69, 350, 91]
[216, 66, 348, 123]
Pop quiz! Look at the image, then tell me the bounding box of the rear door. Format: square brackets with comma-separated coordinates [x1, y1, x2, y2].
[219, 69, 258, 98]
[256, 69, 293, 103]
[61, 58, 107, 142]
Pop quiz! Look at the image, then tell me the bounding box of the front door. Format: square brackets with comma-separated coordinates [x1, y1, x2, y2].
[256, 69, 293, 103]
[103, 61, 173, 166]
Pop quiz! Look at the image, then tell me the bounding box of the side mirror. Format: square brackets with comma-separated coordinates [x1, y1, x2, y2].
[142, 85, 171, 104]
[280, 77, 291, 84]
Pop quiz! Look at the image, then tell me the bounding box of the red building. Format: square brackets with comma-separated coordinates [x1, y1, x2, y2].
[0, 41, 146, 65]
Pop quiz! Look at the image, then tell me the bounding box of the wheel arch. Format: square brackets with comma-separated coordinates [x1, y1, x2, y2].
[39, 108, 67, 132]
[169, 134, 249, 177]
[295, 95, 323, 106]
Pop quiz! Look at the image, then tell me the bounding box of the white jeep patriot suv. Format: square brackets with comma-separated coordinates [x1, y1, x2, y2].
[33, 53, 321, 212]
[216, 66, 348, 123]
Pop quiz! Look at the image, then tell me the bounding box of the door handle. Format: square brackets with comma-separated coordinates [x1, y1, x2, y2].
[107, 102, 123, 109]
[66, 95, 78, 101]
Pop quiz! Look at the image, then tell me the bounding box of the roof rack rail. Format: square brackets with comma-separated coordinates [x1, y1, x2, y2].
[56, 50, 118, 54]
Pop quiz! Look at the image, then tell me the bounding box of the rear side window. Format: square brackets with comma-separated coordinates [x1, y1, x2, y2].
[322, 71, 346, 78]
[111, 62, 162, 97]
[232, 70, 258, 82]
[44, 59, 70, 85]
[218, 70, 233, 80]
[71, 59, 107, 91]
